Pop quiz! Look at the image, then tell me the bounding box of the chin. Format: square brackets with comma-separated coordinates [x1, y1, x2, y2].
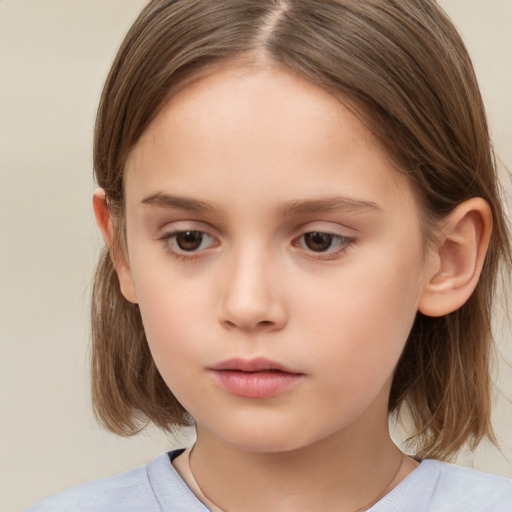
[205, 420, 325, 455]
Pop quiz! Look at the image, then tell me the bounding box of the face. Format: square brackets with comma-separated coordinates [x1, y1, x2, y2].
[119, 64, 434, 453]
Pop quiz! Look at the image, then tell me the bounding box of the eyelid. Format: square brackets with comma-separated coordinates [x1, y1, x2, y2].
[294, 232, 353, 249]
[292, 223, 357, 260]
[159, 230, 220, 260]
[157, 220, 221, 258]
[156, 219, 218, 236]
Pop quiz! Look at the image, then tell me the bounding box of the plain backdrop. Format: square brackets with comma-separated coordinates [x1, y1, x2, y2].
[1, 1, 511, 511]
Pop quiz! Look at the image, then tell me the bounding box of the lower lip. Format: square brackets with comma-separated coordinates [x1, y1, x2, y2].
[211, 370, 303, 398]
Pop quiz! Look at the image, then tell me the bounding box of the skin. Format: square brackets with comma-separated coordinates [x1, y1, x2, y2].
[95, 63, 492, 511]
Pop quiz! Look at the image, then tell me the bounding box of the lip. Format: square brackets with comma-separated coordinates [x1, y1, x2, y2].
[209, 357, 304, 398]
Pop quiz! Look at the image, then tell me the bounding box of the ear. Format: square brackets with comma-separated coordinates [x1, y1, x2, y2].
[418, 197, 492, 317]
[93, 188, 138, 304]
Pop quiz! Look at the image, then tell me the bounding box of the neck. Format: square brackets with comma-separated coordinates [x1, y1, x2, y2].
[188, 418, 417, 512]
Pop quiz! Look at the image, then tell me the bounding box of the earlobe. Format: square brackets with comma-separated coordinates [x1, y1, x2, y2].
[418, 198, 492, 317]
[92, 189, 138, 304]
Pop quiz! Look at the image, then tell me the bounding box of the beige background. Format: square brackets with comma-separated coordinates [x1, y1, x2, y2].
[1, 1, 511, 511]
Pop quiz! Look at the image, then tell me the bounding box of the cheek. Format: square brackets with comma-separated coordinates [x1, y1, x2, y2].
[127, 249, 201, 344]
[136, 283, 207, 351]
[135, 283, 211, 403]
[299, 244, 424, 383]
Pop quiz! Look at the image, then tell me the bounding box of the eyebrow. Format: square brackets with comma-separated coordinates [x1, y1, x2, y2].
[141, 192, 217, 212]
[141, 192, 381, 216]
[280, 197, 381, 216]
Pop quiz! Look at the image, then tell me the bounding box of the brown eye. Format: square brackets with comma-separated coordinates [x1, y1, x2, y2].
[303, 232, 335, 252]
[175, 231, 205, 251]
[296, 231, 353, 256]
[161, 229, 217, 257]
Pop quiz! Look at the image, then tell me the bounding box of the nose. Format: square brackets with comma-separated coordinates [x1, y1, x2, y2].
[218, 246, 288, 332]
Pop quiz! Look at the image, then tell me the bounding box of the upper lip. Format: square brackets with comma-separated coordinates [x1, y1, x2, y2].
[209, 357, 301, 374]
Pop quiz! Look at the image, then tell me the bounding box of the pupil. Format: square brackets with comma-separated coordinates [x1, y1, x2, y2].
[305, 232, 333, 251]
[176, 231, 203, 251]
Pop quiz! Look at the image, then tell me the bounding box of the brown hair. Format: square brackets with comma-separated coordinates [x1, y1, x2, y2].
[91, 0, 511, 460]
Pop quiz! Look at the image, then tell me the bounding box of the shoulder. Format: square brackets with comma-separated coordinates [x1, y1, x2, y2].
[374, 459, 512, 512]
[426, 460, 512, 511]
[23, 451, 194, 512]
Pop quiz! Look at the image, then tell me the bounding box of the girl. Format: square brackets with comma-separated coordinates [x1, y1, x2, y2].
[27, 0, 511, 510]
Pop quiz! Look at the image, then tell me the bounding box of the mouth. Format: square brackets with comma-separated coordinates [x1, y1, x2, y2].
[210, 357, 298, 373]
[208, 357, 304, 398]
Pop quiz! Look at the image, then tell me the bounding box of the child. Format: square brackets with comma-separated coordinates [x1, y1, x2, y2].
[27, 0, 511, 510]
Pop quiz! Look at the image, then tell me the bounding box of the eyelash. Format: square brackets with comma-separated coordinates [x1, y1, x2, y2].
[293, 232, 355, 260]
[159, 230, 355, 260]
[159, 230, 218, 259]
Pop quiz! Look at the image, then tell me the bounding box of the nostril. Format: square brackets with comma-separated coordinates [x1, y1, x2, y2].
[221, 318, 277, 332]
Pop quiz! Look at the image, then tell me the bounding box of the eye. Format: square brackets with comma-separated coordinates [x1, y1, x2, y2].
[161, 230, 217, 254]
[175, 231, 207, 251]
[296, 232, 353, 254]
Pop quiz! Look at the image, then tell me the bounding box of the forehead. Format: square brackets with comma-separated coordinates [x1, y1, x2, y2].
[134, 63, 379, 157]
[124, 63, 417, 216]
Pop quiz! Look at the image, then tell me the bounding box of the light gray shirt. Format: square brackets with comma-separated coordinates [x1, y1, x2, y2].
[25, 450, 512, 511]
